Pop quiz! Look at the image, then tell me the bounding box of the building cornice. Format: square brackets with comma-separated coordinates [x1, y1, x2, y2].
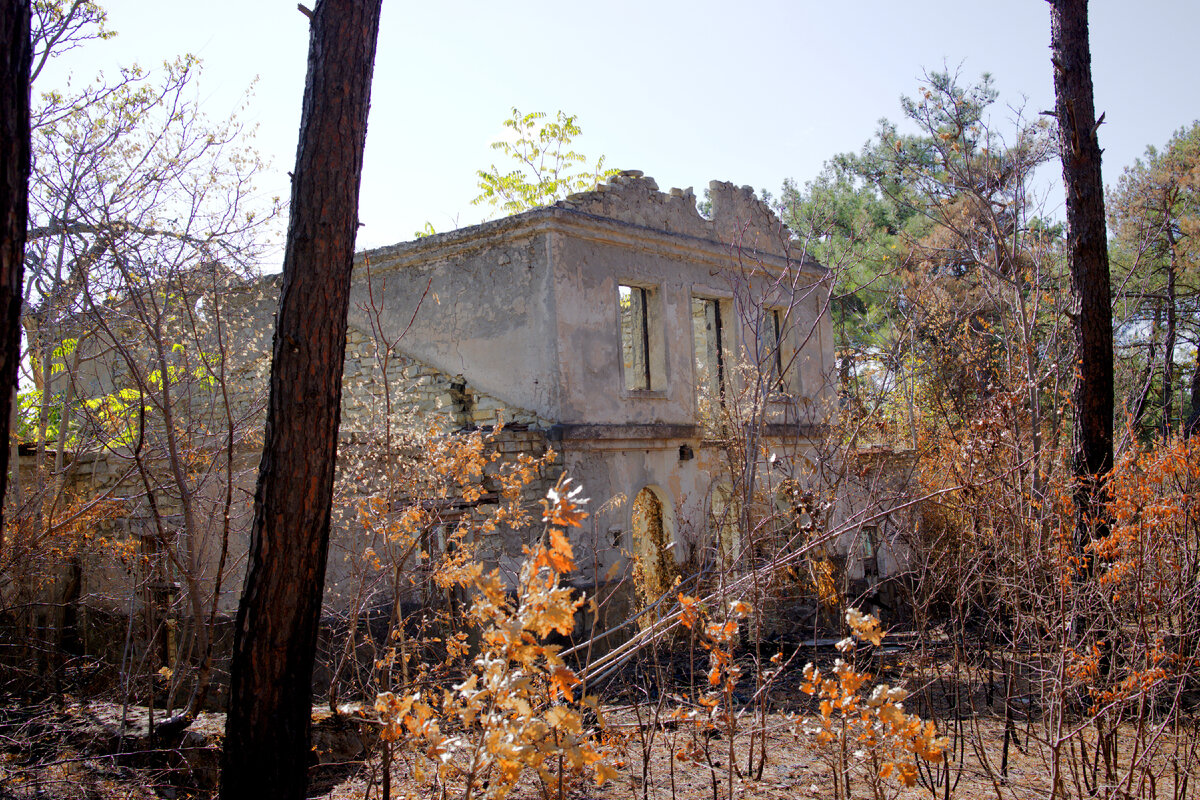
[357, 205, 827, 279]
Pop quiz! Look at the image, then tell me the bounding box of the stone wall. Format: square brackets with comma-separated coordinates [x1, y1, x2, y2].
[17, 288, 564, 626]
[339, 325, 554, 434]
[557, 171, 795, 260]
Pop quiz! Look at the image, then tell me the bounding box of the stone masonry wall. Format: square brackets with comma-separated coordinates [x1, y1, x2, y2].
[339, 326, 554, 434]
[557, 170, 796, 260]
[21, 300, 562, 623]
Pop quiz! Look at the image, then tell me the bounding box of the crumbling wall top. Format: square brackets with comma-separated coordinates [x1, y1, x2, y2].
[556, 170, 793, 258]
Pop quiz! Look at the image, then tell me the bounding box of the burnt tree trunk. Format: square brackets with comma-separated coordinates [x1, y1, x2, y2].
[1050, 0, 1113, 561]
[219, 2, 381, 798]
[0, 0, 30, 537]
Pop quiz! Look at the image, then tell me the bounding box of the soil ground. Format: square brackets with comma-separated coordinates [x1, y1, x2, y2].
[1, 651, 1197, 799]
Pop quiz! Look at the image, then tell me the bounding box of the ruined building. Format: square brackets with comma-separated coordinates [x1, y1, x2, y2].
[18, 170, 861, 659]
[330, 171, 836, 611]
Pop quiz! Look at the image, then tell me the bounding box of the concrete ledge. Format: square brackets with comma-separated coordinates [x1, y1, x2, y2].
[547, 422, 828, 443]
[548, 423, 699, 442]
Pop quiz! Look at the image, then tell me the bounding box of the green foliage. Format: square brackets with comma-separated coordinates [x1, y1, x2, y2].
[1109, 123, 1200, 323]
[16, 389, 60, 443]
[783, 71, 1063, 447]
[47, 337, 77, 376]
[779, 164, 916, 355]
[18, 332, 222, 449]
[855, 70, 1056, 279]
[1108, 121, 1200, 435]
[30, 1, 115, 84]
[1110, 122, 1200, 272]
[147, 363, 217, 392]
[473, 108, 618, 216]
[18, 338, 82, 445]
[81, 388, 147, 447]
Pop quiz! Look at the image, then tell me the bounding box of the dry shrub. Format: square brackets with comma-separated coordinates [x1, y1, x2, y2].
[372, 475, 617, 800]
[795, 608, 948, 800]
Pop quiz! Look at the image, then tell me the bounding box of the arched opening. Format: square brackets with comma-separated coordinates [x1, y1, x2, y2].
[710, 482, 742, 572]
[631, 485, 677, 620]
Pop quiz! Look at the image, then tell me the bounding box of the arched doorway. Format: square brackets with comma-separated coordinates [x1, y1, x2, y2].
[631, 486, 676, 620]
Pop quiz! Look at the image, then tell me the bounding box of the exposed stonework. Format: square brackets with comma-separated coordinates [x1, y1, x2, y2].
[558, 171, 790, 258]
[338, 325, 554, 433]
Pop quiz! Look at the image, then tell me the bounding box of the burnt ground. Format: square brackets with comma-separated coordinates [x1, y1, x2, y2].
[2, 644, 1198, 800]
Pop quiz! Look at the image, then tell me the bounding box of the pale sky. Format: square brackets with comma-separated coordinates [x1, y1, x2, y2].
[36, 1, 1200, 265]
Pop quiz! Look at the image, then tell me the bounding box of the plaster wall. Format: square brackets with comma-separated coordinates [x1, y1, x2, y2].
[547, 173, 832, 428]
[348, 229, 560, 421]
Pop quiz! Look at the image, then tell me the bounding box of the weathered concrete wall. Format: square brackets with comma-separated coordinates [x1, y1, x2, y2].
[338, 171, 837, 608]
[548, 173, 832, 429]
[348, 231, 561, 421]
[346, 171, 834, 435]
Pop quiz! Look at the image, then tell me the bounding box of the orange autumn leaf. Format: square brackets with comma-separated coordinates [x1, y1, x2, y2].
[541, 475, 589, 529]
[708, 663, 722, 686]
[547, 526, 575, 573]
[678, 594, 700, 629]
[594, 760, 620, 786]
[549, 666, 580, 702]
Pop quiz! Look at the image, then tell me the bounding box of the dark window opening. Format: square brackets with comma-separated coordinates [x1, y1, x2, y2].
[860, 525, 880, 580]
[693, 297, 726, 403]
[760, 308, 785, 391]
[620, 284, 653, 391]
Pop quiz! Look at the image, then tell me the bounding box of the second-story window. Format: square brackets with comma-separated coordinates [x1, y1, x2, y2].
[620, 285, 651, 390]
[758, 307, 785, 392]
[692, 296, 726, 403]
[619, 284, 659, 391]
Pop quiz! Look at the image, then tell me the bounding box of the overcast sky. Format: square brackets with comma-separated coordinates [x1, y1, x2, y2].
[37, 1, 1200, 264]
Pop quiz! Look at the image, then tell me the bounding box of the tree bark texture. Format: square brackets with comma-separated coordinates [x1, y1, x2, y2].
[219, 2, 381, 798]
[1050, 0, 1114, 554]
[0, 0, 30, 535]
